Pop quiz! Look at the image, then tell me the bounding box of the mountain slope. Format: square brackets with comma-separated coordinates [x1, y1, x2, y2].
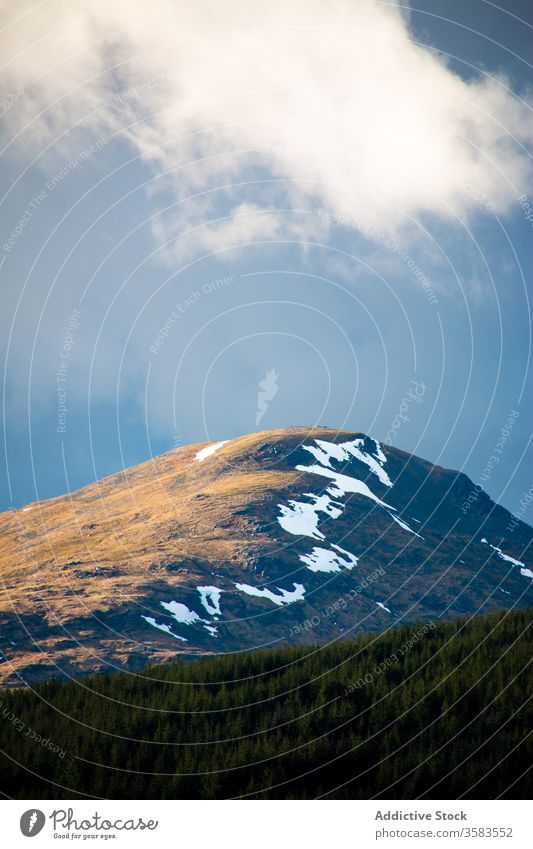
[0, 426, 531, 685]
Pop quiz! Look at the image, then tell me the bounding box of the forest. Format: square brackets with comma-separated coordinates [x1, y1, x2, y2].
[0, 608, 531, 799]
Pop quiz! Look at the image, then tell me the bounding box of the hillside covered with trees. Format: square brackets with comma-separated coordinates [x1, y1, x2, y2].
[1, 609, 531, 799]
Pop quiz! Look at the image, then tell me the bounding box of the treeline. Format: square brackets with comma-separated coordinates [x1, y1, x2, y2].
[0, 609, 531, 799]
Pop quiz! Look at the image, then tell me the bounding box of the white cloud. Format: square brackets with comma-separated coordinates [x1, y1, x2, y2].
[149, 202, 306, 263]
[1, 0, 532, 261]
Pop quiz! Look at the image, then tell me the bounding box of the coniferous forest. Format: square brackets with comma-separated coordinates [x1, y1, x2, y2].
[0, 609, 531, 800]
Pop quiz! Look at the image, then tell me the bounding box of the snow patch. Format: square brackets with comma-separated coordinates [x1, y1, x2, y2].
[195, 440, 228, 461]
[481, 539, 532, 583]
[277, 437, 393, 542]
[373, 440, 387, 465]
[235, 582, 306, 606]
[295, 463, 393, 507]
[277, 493, 343, 539]
[375, 601, 391, 613]
[197, 585, 222, 616]
[299, 543, 359, 573]
[481, 539, 524, 567]
[388, 512, 424, 538]
[161, 600, 203, 625]
[302, 437, 392, 487]
[142, 616, 188, 642]
[331, 543, 359, 562]
[146, 599, 221, 640]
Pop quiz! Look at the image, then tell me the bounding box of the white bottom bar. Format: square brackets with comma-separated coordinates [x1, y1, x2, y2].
[3, 799, 531, 847]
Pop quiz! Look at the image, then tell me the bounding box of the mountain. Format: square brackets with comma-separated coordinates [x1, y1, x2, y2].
[1, 426, 531, 686]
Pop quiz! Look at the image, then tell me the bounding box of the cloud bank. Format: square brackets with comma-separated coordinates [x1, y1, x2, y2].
[1, 0, 532, 259]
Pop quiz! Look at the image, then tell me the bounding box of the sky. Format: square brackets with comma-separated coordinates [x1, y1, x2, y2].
[0, 0, 531, 520]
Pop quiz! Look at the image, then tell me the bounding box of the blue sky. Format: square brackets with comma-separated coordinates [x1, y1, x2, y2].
[0, 0, 531, 519]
